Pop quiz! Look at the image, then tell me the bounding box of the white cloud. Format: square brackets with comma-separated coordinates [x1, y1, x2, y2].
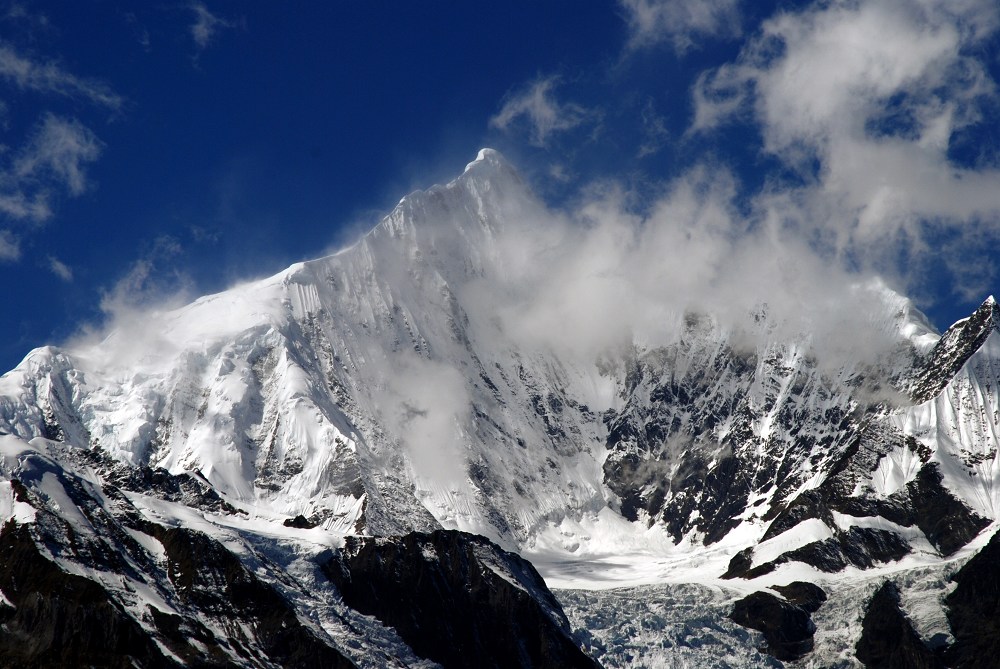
[374, 353, 471, 490]
[189, 3, 234, 50]
[619, 0, 741, 52]
[0, 114, 103, 226]
[14, 114, 104, 197]
[0, 44, 122, 109]
[0, 190, 50, 221]
[0, 42, 117, 263]
[638, 98, 670, 157]
[447, 160, 911, 380]
[47, 255, 72, 281]
[691, 0, 1000, 301]
[490, 76, 593, 147]
[0, 229, 19, 261]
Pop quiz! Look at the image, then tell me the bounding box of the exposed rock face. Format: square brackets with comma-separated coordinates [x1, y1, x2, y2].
[945, 530, 1000, 668]
[855, 582, 942, 669]
[601, 325, 869, 546]
[909, 297, 998, 404]
[322, 529, 599, 669]
[905, 464, 990, 556]
[729, 589, 818, 661]
[724, 527, 911, 579]
[0, 519, 176, 669]
[0, 469, 358, 669]
[770, 582, 826, 613]
[142, 523, 357, 669]
[0, 456, 603, 668]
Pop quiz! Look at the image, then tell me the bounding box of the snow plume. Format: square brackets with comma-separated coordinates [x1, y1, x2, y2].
[64, 236, 195, 371]
[374, 353, 471, 491]
[457, 159, 916, 373]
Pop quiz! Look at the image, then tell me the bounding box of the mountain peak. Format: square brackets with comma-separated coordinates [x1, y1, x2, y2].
[466, 147, 509, 172]
[909, 295, 999, 403]
[970, 294, 999, 333]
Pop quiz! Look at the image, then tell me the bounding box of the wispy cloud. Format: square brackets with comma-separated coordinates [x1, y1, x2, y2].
[0, 229, 19, 262]
[0, 190, 50, 221]
[490, 76, 594, 147]
[189, 2, 235, 51]
[0, 44, 123, 110]
[47, 255, 72, 281]
[14, 114, 104, 197]
[99, 235, 189, 317]
[619, 0, 741, 53]
[0, 38, 119, 268]
[0, 114, 104, 224]
[637, 98, 669, 157]
[123, 12, 152, 52]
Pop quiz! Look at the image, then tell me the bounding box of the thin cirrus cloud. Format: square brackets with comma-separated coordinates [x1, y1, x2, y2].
[0, 114, 104, 226]
[14, 114, 104, 199]
[618, 0, 742, 53]
[0, 44, 123, 110]
[0, 230, 18, 261]
[691, 0, 1000, 301]
[489, 76, 594, 148]
[47, 256, 73, 282]
[189, 2, 235, 51]
[0, 42, 117, 264]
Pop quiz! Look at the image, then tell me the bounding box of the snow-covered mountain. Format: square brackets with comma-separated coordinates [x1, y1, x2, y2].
[0, 149, 998, 667]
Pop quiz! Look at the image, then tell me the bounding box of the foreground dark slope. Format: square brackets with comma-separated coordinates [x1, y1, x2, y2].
[0, 444, 594, 667]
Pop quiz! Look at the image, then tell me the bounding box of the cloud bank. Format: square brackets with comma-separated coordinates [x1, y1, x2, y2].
[692, 0, 1000, 303]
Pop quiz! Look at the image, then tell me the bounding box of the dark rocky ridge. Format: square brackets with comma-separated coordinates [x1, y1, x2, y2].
[0, 462, 603, 668]
[752, 429, 988, 578]
[140, 522, 357, 669]
[0, 518, 177, 669]
[724, 527, 911, 579]
[855, 581, 942, 669]
[909, 296, 998, 404]
[601, 315, 884, 547]
[945, 529, 1000, 668]
[729, 589, 819, 661]
[770, 581, 827, 613]
[322, 529, 600, 669]
[0, 469, 358, 668]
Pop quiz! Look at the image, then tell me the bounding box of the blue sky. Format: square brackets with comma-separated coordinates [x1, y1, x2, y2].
[1, 0, 999, 372]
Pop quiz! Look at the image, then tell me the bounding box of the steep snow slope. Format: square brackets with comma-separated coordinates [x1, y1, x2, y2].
[1, 149, 1000, 667]
[0, 150, 616, 550]
[892, 298, 1000, 517]
[2, 149, 992, 563]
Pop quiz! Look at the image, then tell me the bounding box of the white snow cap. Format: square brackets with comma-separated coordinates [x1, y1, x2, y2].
[467, 147, 509, 171]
